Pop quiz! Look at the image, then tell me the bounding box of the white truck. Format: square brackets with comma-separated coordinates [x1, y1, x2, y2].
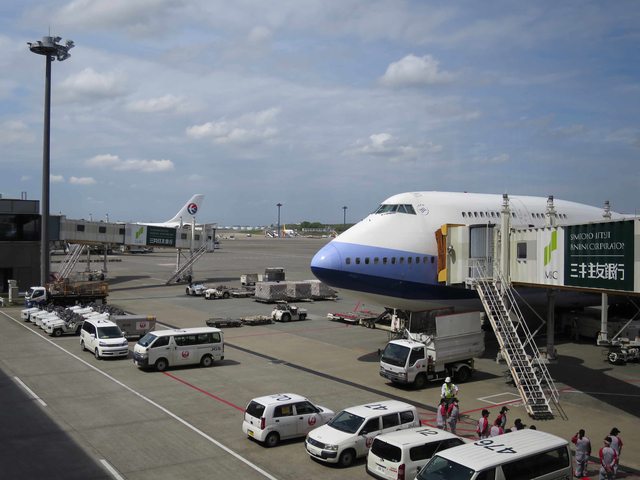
[379, 312, 485, 389]
[271, 304, 307, 322]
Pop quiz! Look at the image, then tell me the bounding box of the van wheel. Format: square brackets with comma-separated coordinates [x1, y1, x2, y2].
[338, 449, 355, 467]
[456, 367, 470, 383]
[52, 329, 63, 337]
[222, 291, 230, 299]
[186, 288, 190, 295]
[413, 373, 426, 390]
[265, 432, 279, 448]
[155, 358, 168, 372]
[299, 314, 306, 321]
[94, 348, 100, 360]
[282, 313, 291, 322]
[200, 355, 213, 367]
[81, 340, 86, 351]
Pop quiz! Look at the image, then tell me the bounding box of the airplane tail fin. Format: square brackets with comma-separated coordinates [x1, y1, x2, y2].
[165, 194, 205, 226]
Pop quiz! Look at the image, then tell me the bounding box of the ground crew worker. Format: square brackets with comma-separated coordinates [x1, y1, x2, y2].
[447, 399, 460, 435]
[571, 429, 591, 478]
[599, 437, 618, 480]
[477, 409, 490, 439]
[490, 419, 503, 437]
[441, 377, 459, 408]
[608, 428, 622, 475]
[495, 406, 509, 430]
[436, 398, 447, 431]
[510, 419, 526, 432]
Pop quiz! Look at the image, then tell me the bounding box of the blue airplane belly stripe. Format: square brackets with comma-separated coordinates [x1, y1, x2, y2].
[311, 267, 479, 301]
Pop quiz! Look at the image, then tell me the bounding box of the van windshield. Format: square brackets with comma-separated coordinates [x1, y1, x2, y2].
[381, 343, 410, 367]
[328, 410, 365, 434]
[97, 326, 124, 339]
[138, 333, 157, 347]
[417, 456, 475, 480]
[371, 438, 402, 463]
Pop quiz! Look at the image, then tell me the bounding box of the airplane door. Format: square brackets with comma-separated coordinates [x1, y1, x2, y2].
[509, 198, 532, 225]
[469, 225, 494, 277]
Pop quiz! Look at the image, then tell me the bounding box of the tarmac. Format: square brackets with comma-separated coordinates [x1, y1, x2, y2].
[1, 235, 638, 480]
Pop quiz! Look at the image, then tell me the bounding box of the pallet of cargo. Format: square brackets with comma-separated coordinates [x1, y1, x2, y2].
[327, 311, 383, 325]
[206, 317, 243, 328]
[240, 315, 273, 326]
[230, 289, 255, 298]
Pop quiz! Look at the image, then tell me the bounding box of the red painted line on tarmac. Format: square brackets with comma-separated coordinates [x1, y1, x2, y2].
[162, 372, 246, 412]
[226, 324, 350, 339]
[461, 399, 522, 415]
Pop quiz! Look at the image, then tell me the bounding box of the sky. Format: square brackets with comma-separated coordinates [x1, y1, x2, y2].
[1, 0, 639, 226]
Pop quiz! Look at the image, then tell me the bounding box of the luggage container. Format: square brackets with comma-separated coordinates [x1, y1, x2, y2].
[109, 315, 157, 338]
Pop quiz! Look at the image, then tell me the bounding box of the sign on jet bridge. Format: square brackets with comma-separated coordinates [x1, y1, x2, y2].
[564, 220, 634, 292]
[146, 226, 176, 247]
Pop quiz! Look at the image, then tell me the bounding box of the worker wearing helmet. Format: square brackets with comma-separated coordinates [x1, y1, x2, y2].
[441, 376, 459, 408]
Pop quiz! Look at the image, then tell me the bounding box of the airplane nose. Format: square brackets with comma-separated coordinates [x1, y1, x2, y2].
[310, 243, 342, 276]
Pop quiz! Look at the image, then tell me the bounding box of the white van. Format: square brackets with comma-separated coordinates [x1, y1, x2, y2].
[367, 427, 469, 480]
[417, 430, 572, 480]
[80, 318, 129, 359]
[305, 400, 420, 467]
[133, 327, 224, 371]
[242, 393, 334, 447]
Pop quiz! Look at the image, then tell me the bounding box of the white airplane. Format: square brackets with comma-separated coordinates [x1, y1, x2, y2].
[141, 194, 205, 228]
[311, 191, 624, 312]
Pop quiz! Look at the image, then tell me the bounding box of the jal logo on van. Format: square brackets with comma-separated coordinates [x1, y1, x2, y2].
[139, 323, 146, 328]
[182, 351, 190, 358]
[365, 437, 374, 449]
[308, 416, 317, 426]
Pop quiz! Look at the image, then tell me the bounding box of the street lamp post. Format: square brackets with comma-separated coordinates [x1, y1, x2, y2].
[28, 36, 74, 286]
[343, 206, 347, 228]
[276, 203, 282, 238]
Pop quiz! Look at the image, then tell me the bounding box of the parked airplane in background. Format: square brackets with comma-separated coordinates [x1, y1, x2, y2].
[140, 194, 204, 228]
[311, 191, 623, 313]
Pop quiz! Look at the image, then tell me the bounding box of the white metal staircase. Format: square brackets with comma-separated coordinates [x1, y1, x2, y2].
[54, 244, 85, 281]
[164, 244, 208, 284]
[472, 261, 560, 420]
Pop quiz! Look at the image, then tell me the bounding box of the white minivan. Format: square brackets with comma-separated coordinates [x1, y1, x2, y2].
[367, 427, 468, 480]
[242, 393, 334, 447]
[305, 400, 420, 467]
[80, 318, 129, 359]
[417, 430, 572, 480]
[133, 327, 224, 371]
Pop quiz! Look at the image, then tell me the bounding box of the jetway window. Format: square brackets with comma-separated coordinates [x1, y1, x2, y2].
[517, 242, 527, 259]
[76, 225, 85, 232]
[119, 228, 125, 235]
[181, 233, 188, 240]
[365, 258, 370, 265]
[98, 226, 106, 234]
[374, 257, 379, 264]
[346, 258, 351, 265]
[383, 257, 388, 264]
[195, 235, 200, 241]
[356, 258, 361, 265]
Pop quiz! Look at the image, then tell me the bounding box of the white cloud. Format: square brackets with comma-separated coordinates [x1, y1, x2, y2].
[0, 121, 36, 144]
[21, 176, 31, 181]
[187, 108, 281, 145]
[125, 94, 194, 114]
[379, 54, 456, 87]
[343, 133, 433, 162]
[85, 154, 175, 172]
[248, 26, 273, 43]
[550, 124, 585, 138]
[491, 153, 510, 163]
[188, 174, 204, 181]
[70, 176, 97, 185]
[58, 68, 127, 102]
[50, 175, 65, 183]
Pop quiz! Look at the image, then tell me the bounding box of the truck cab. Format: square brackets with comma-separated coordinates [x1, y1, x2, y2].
[25, 287, 47, 307]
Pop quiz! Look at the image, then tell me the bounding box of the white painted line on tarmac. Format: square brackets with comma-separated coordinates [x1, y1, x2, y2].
[562, 390, 640, 397]
[1, 311, 279, 480]
[13, 376, 47, 406]
[477, 393, 521, 405]
[100, 459, 124, 480]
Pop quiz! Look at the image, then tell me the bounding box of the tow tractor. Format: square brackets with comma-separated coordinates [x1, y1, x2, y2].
[271, 304, 307, 322]
[186, 282, 207, 296]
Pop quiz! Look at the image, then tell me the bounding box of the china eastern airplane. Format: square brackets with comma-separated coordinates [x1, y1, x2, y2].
[139, 194, 205, 228]
[311, 191, 624, 312]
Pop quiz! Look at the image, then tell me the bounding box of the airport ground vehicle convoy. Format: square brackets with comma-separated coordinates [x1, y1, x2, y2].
[25, 282, 108, 307]
[185, 282, 207, 296]
[379, 312, 485, 388]
[271, 304, 307, 322]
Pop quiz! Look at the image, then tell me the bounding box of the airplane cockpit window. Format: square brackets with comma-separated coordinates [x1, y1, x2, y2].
[374, 204, 416, 215]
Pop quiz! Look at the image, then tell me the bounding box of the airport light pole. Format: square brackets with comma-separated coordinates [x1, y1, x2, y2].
[28, 35, 74, 286]
[276, 203, 282, 238]
[343, 206, 347, 229]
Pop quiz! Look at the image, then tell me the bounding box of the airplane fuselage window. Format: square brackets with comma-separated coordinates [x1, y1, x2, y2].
[468, 212, 472, 217]
[474, 212, 478, 217]
[408, 257, 412, 264]
[416, 257, 420, 264]
[399, 257, 404, 264]
[383, 257, 388, 264]
[462, 212, 467, 218]
[356, 258, 361, 265]
[391, 257, 396, 265]
[431, 257, 435, 264]
[365, 258, 370, 265]
[374, 257, 379, 264]
[346, 258, 351, 265]
[480, 212, 484, 217]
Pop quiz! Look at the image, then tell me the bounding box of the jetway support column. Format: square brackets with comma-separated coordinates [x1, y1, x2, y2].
[546, 289, 556, 360]
[598, 293, 609, 345]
